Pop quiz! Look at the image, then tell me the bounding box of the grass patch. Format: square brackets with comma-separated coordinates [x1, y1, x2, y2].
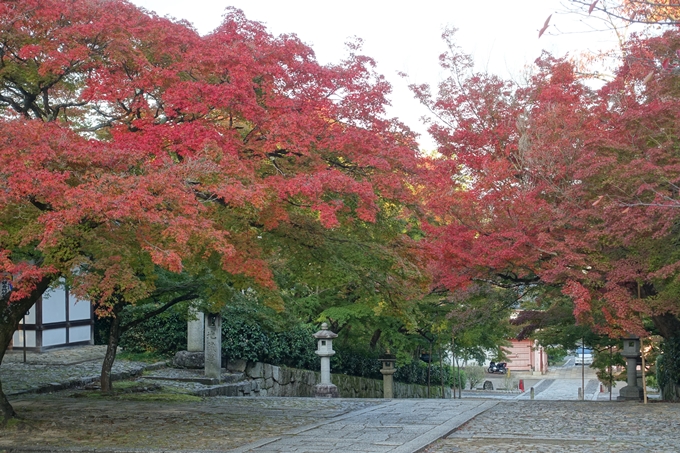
[70, 380, 201, 403]
[0, 417, 22, 429]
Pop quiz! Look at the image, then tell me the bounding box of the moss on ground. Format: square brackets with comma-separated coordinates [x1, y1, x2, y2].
[69, 380, 201, 403]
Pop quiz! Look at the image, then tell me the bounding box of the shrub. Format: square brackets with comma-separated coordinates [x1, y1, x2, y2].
[331, 347, 381, 379]
[466, 366, 485, 389]
[394, 361, 456, 387]
[267, 324, 319, 370]
[117, 307, 188, 356]
[657, 336, 680, 401]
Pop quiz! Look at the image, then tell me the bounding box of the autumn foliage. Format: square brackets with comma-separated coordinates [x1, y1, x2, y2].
[0, 0, 418, 308]
[0, 0, 421, 416]
[414, 26, 680, 339]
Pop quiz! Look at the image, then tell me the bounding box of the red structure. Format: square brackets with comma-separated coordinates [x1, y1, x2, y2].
[503, 339, 548, 374]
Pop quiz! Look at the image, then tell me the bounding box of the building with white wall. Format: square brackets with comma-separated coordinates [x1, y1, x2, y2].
[11, 284, 94, 351]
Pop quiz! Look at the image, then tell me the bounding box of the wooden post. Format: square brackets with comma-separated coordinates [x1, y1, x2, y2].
[641, 337, 648, 404]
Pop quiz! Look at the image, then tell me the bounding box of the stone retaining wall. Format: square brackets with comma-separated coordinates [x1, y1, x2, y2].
[226, 360, 452, 399]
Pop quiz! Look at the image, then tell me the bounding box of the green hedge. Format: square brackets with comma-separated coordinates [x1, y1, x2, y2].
[395, 361, 458, 387]
[657, 336, 680, 401]
[117, 308, 188, 356]
[99, 304, 459, 387]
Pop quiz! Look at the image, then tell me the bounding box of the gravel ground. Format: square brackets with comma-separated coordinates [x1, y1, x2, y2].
[1, 393, 382, 452]
[423, 400, 680, 453]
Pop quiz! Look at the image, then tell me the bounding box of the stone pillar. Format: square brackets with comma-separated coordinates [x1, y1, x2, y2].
[187, 308, 204, 352]
[204, 312, 222, 380]
[313, 323, 339, 398]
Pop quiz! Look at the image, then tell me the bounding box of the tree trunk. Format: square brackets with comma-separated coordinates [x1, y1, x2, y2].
[651, 313, 680, 340]
[0, 275, 53, 421]
[369, 329, 381, 350]
[427, 342, 432, 398]
[100, 314, 121, 393]
[0, 324, 20, 422]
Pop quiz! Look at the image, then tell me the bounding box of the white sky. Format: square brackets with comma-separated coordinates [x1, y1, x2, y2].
[131, 0, 615, 150]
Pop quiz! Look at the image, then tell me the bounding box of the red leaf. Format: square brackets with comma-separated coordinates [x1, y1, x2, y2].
[588, 0, 599, 14]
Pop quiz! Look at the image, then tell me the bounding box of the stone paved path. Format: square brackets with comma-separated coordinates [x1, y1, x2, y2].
[230, 400, 497, 453]
[422, 400, 680, 453]
[1, 346, 160, 395]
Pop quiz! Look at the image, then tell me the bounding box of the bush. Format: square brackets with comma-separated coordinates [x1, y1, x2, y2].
[331, 347, 381, 379]
[466, 366, 485, 389]
[117, 307, 188, 356]
[394, 361, 456, 387]
[267, 324, 319, 370]
[657, 336, 680, 401]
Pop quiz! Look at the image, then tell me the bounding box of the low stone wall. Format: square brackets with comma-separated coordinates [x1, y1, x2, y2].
[226, 360, 451, 399]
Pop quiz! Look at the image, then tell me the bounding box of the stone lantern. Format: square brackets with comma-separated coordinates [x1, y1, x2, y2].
[379, 352, 397, 399]
[313, 323, 339, 398]
[618, 335, 643, 401]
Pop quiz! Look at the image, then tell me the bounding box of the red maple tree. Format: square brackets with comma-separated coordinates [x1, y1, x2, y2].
[414, 26, 680, 342]
[0, 0, 419, 417]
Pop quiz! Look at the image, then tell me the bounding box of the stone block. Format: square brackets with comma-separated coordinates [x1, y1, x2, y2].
[226, 359, 247, 372]
[264, 364, 273, 380]
[246, 362, 263, 379]
[265, 377, 274, 389]
[278, 368, 292, 386]
[239, 382, 251, 395]
[271, 365, 280, 383]
[314, 383, 339, 398]
[172, 351, 204, 369]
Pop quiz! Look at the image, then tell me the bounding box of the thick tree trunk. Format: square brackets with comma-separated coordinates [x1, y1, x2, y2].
[0, 324, 20, 422]
[100, 314, 121, 393]
[651, 313, 680, 340]
[0, 275, 53, 421]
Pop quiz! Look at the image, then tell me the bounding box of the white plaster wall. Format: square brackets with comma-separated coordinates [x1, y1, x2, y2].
[12, 330, 36, 348]
[18, 306, 36, 324]
[69, 325, 91, 343]
[42, 328, 66, 347]
[69, 296, 91, 321]
[42, 287, 66, 323]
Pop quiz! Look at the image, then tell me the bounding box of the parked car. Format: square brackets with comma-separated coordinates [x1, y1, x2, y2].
[574, 347, 593, 365]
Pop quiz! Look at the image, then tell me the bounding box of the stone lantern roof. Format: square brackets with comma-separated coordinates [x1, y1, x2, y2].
[313, 323, 338, 340]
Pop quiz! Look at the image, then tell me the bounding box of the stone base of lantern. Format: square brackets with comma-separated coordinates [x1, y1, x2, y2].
[314, 384, 339, 398]
[617, 384, 643, 401]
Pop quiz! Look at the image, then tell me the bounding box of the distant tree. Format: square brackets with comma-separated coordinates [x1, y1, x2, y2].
[412, 26, 680, 346]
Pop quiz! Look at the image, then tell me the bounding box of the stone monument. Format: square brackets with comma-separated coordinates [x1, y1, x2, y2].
[187, 307, 204, 352]
[204, 312, 222, 380]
